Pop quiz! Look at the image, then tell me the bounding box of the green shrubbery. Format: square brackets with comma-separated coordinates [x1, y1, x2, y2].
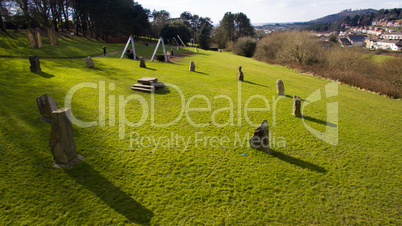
[232, 37, 257, 57]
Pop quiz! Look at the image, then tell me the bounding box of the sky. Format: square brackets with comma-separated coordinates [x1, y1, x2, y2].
[136, 0, 402, 25]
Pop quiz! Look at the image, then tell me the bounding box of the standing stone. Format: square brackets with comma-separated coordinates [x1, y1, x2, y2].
[276, 79, 284, 95]
[27, 28, 37, 49]
[189, 61, 195, 72]
[236, 66, 244, 81]
[29, 55, 42, 73]
[47, 27, 59, 46]
[34, 28, 42, 48]
[86, 56, 95, 68]
[36, 94, 58, 123]
[249, 120, 271, 154]
[293, 96, 302, 117]
[50, 108, 82, 168]
[140, 57, 146, 68]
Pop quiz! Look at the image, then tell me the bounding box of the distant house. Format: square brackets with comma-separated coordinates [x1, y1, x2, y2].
[380, 33, 402, 40]
[346, 35, 366, 47]
[365, 38, 378, 49]
[338, 38, 351, 47]
[375, 40, 402, 51]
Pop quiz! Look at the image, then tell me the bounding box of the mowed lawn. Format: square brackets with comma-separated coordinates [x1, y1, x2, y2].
[0, 36, 401, 224]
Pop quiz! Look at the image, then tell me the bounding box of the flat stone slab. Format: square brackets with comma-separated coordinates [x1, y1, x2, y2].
[138, 77, 157, 84]
[131, 84, 155, 92]
[150, 82, 165, 89]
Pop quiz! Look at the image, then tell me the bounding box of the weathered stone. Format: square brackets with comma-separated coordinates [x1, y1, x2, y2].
[36, 94, 58, 123]
[236, 66, 244, 81]
[276, 79, 284, 95]
[50, 108, 82, 167]
[249, 120, 271, 154]
[34, 28, 42, 48]
[29, 55, 42, 73]
[86, 56, 95, 68]
[189, 61, 195, 72]
[293, 96, 302, 117]
[27, 28, 37, 49]
[140, 58, 146, 68]
[47, 27, 59, 46]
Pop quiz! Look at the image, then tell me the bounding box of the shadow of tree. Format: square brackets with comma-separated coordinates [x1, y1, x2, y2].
[302, 115, 337, 127]
[270, 150, 327, 173]
[66, 162, 154, 224]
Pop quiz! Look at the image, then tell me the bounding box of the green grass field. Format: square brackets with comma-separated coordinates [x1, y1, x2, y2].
[0, 33, 401, 225]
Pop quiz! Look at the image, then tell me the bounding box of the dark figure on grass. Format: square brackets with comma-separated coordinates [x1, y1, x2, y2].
[103, 45, 106, 56]
[170, 49, 174, 58]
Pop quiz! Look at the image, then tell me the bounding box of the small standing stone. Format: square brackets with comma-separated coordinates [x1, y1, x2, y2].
[86, 56, 95, 68]
[293, 96, 302, 117]
[36, 94, 58, 123]
[50, 108, 83, 168]
[47, 27, 59, 46]
[249, 120, 271, 154]
[27, 28, 37, 49]
[236, 66, 244, 81]
[276, 79, 284, 95]
[140, 57, 146, 68]
[29, 55, 42, 73]
[34, 28, 42, 48]
[189, 61, 195, 72]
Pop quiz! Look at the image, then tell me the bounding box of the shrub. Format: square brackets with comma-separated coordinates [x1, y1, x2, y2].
[233, 37, 257, 57]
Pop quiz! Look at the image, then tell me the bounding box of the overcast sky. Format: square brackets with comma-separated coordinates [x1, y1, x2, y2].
[136, 0, 402, 25]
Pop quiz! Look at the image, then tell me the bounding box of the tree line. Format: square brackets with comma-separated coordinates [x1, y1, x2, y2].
[0, 1, 255, 50]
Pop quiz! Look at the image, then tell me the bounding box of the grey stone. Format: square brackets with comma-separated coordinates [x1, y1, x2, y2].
[27, 28, 37, 49]
[189, 61, 195, 71]
[140, 58, 146, 68]
[86, 56, 95, 68]
[276, 79, 284, 95]
[36, 94, 58, 123]
[293, 96, 302, 117]
[50, 108, 82, 167]
[34, 28, 42, 48]
[29, 55, 42, 73]
[237, 66, 244, 81]
[47, 27, 59, 46]
[249, 120, 271, 154]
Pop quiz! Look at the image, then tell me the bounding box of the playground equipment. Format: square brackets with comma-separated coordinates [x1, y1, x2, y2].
[121, 35, 136, 59]
[189, 38, 198, 52]
[151, 37, 167, 62]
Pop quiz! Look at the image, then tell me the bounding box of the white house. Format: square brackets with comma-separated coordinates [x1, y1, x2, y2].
[375, 40, 402, 51]
[380, 33, 402, 40]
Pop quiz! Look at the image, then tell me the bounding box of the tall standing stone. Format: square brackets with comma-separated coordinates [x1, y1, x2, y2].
[86, 56, 95, 68]
[277, 79, 284, 95]
[236, 66, 244, 81]
[189, 61, 195, 72]
[249, 120, 271, 154]
[293, 96, 302, 117]
[29, 55, 42, 73]
[27, 28, 37, 49]
[140, 57, 146, 68]
[50, 108, 82, 167]
[34, 28, 42, 48]
[36, 94, 58, 123]
[47, 27, 59, 46]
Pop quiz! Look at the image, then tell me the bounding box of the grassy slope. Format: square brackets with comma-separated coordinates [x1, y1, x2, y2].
[0, 38, 401, 224]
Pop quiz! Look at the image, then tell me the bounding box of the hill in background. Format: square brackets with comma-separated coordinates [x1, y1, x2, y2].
[309, 9, 378, 25]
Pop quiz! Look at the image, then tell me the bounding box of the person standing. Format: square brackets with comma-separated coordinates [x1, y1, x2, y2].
[103, 45, 106, 56]
[170, 49, 174, 58]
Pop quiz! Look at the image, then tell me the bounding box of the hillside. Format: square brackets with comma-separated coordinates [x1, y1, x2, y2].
[0, 36, 401, 224]
[309, 9, 378, 24]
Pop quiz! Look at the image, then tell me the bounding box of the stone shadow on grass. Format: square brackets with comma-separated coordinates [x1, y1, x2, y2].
[243, 80, 269, 88]
[302, 116, 337, 127]
[35, 72, 55, 78]
[66, 162, 154, 224]
[270, 150, 327, 173]
[193, 71, 208, 75]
